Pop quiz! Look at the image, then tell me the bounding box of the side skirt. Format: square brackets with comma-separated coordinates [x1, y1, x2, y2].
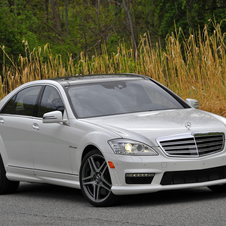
[6, 166, 80, 189]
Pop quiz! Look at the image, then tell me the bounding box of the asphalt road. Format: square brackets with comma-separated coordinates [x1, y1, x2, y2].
[1, 182, 226, 226]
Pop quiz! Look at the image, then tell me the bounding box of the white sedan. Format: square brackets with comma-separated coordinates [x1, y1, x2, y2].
[0, 73, 226, 206]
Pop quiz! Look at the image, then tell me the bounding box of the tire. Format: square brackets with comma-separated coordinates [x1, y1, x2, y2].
[208, 184, 226, 193]
[0, 155, 19, 194]
[79, 149, 121, 207]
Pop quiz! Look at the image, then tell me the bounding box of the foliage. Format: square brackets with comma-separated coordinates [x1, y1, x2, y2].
[2, 22, 226, 116]
[153, 0, 226, 38]
[1, 0, 226, 115]
[1, 0, 225, 71]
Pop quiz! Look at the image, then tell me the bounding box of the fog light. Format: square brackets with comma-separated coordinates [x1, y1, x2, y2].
[125, 173, 155, 184]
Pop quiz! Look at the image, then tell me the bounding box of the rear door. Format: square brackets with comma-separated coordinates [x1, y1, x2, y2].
[0, 86, 42, 172]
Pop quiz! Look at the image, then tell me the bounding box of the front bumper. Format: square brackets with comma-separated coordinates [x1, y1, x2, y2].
[104, 147, 226, 195]
[112, 179, 226, 195]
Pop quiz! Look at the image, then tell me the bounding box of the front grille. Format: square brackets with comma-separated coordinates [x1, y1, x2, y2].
[158, 132, 225, 157]
[161, 165, 226, 185]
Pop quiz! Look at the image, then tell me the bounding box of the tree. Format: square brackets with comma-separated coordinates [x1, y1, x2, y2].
[65, 0, 69, 34]
[122, 0, 137, 51]
[1, 0, 226, 72]
[153, 0, 226, 39]
[0, 1, 37, 75]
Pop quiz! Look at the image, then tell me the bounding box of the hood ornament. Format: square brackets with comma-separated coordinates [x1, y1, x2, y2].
[185, 122, 191, 130]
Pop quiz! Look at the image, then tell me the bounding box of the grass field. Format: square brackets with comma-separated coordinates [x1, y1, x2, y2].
[1, 23, 226, 116]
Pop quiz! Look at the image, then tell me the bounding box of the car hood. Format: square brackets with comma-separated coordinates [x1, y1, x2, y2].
[82, 109, 226, 146]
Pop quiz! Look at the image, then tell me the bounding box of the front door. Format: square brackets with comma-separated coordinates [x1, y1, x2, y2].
[30, 85, 73, 178]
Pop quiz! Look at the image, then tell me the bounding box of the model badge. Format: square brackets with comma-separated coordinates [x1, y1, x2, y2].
[185, 122, 191, 130]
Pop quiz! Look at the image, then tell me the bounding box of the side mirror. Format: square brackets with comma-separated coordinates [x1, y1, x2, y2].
[186, 98, 199, 109]
[43, 111, 63, 123]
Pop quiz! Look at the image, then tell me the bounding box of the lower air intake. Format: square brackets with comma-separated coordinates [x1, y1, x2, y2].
[161, 165, 226, 185]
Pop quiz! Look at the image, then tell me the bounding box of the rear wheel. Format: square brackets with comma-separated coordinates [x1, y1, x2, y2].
[79, 149, 120, 207]
[0, 155, 19, 194]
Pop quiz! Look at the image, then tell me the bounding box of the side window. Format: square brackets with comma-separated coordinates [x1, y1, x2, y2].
[10, 86, 42, 116]
[1, 95, 16, 114]
[38, 86, 64, 117]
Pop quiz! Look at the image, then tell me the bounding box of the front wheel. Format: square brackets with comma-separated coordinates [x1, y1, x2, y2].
[79, 150, 120, 207]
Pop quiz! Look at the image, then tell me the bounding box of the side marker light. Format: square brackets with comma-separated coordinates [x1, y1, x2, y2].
[108, 161, 115, 169]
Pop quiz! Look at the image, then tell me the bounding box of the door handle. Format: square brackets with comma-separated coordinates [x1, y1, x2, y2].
[32, 123, 39, 130]
[0, 117, 4, 124]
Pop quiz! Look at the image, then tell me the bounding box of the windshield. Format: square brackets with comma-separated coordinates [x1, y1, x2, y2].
[66, 79, 186, 118]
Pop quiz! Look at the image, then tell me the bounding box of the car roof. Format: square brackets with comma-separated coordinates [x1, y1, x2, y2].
[48, 73, 150, 86]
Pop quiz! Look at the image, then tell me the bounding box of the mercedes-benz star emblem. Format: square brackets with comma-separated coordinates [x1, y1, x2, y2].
[185, 122, 191, 130]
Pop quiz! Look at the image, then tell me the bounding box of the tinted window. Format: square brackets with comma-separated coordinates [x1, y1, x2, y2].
[38, 86, 64, 117]
[12, 86, 42, 116]
[1, 95, 16, 114]
[67, 79, 185, 118]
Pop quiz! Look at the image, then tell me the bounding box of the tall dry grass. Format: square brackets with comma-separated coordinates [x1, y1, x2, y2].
[1, 22, 226, 116]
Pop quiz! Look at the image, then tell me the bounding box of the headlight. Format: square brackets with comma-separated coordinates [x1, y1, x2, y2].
[108, 139, 158, 156]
